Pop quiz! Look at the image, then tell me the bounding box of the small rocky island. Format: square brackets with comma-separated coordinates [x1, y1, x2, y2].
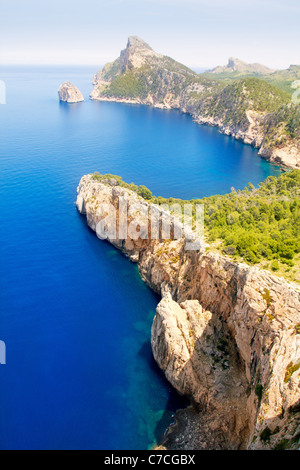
[58, 82, 84, 103]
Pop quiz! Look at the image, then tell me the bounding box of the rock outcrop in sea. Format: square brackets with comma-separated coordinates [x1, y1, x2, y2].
[91, 37, 300, 170]
[76, 174, 300, 450]
[58, 82, 84, 103]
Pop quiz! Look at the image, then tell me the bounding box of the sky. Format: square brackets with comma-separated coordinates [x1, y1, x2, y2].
[0, 0, 299, 69]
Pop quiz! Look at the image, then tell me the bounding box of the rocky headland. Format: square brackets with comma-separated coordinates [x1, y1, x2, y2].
[91, 37, 300, 170]
[76, 174, 300, 450]
[58, 82, 84, 103]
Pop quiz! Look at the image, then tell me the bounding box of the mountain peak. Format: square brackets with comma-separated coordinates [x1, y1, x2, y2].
[120, 36, 162, 71]
[228, 57, 242, 68]
[126, 36, 153, 51]
[208, 58, 275, 75]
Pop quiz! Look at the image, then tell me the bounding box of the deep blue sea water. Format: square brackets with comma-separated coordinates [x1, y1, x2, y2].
[0, 66, 281, 450]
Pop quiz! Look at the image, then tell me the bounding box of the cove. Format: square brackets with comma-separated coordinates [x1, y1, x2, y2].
[0, 66, 281, 450]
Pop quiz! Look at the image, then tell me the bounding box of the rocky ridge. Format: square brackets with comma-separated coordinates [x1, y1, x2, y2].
[208, 57, 275, 75]
[91, 37, 300, 169]
[76, 174, 300, 450]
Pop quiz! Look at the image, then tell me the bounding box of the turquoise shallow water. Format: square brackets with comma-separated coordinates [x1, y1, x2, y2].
[0, 66, 281, 450]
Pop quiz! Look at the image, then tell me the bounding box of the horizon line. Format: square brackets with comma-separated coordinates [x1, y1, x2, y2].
[0, 63, 295, 72]
[0, 59, 298, 72]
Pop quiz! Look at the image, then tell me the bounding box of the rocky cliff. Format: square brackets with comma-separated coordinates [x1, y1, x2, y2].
[91, 37, 300, 170]
[58, 82, 84, 103]
[76, 174, 300, 450]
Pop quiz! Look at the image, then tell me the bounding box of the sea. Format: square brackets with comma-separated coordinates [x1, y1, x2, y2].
[0, 65, 281, 449]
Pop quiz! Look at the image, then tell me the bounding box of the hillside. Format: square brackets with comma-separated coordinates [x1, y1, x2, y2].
[91, 36, 207, 104]
[203, 62, 300, 96]
[190, 77, 290, 129]
[91, 37, 300, 169]
[262, 104, 300, 151]
[265, 65, 300, 94]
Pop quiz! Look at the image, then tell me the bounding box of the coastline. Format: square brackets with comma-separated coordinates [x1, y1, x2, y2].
[90, 94, 299, 170]
[76, 175, 300, 450]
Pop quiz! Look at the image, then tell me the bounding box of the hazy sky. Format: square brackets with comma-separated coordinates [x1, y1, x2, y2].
[0, 0, 299, 69]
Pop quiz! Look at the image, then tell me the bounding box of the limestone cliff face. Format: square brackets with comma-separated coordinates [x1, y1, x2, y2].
[119, 36, 163, 72]
[77, 175, 300, 450]
[91, 38, 300, 170]
[192, 110, 300, 169]
[58, 82, 84, 103]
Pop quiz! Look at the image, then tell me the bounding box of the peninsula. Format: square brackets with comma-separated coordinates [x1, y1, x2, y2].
[91, 36, 300, 169]
[76, 172, 300, 450]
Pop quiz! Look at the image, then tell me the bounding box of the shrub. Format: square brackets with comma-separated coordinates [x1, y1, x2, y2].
[271, 260, 280, 271]
[260, 426, 271, 442]
[255, 384, 263, 402]
[137, 185, 153, 200]
[284, 361, 300, 383]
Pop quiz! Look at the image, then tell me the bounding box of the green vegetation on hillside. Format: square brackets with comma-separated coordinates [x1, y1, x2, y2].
[91, 172, 153, 199]
[99, 58, 122, 82]
[160, 56, 197, 75]
[100, 57, 200, 101]
[94, 41, 300, 157]
[201, 65, 300, 95]
[194, 78, 290, 128]
[91, 170, 300, 283]
[102, 70, 149, 99]
[198, 171, 300, 278]
[263, 104, 300, 149]
[265, 66, 300, 95]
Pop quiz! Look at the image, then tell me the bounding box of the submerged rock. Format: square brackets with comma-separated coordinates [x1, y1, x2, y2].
[58, 82, 84, 103]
